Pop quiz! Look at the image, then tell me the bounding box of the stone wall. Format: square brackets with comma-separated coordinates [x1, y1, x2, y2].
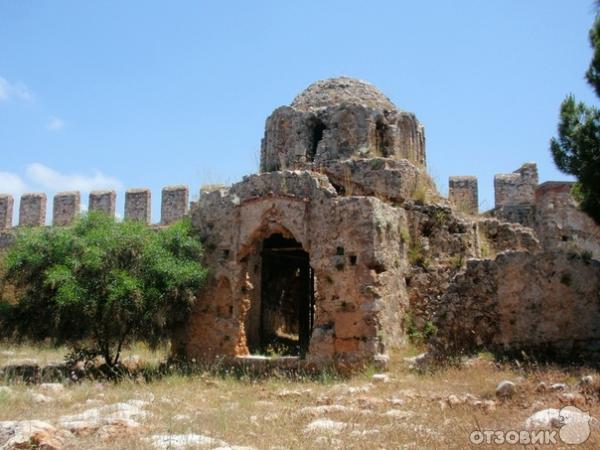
[402, 203, 540, 337]
[494, 162, 538, 208]
[0, 186, 189, 229]
[0, 195, 13, 230]
[492, 163, 538, 227]
[18, 193, 46, 227]
[125, 189, 151, 224]
[534, 181, 600, 259]
[174, 170, 408, 371]
[448, 176, 478, 214]
[53, 192, 80, 226]
[89, 190, 116, 217]
[431, 251, 600, 360]
[305, 158, 435, 205]
[161, 186, 189, 225]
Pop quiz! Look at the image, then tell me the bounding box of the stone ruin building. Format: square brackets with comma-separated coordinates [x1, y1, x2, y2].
[1, 77, 600, 370]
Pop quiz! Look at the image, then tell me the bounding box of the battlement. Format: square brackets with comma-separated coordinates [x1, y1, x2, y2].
[447, 162, 539, 224]
[448, 176, 478, 214]
[494, 162, 538, 208]
[0, 185, 189, 230]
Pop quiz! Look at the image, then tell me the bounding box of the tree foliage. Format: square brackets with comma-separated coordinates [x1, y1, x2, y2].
[550, 15, 600, 224]
[0, 212, 207, 367]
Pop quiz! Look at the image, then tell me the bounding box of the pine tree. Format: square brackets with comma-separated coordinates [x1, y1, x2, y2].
[550, 14, 600, 224]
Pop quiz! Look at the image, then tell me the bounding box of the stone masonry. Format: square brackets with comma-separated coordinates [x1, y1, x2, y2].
[534, 181, 600, 259]
[448, 176, 478, 214]
[175, 77, 600, 369]
[494, 162, 539, 207]
[0, 187, 190, 236]
[260, 77, 426, 172]
[89, 190, 116, 217]
[161, 186, 189, 225]
[0, 195, 14, 230]
[53, 191, 80, 226]
[125, 188, 151, 223]
[18, 193, 47, 227]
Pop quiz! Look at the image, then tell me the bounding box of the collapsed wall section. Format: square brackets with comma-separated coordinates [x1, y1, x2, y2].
[431, 251, 600, 360]
[535, 181, 600, 259]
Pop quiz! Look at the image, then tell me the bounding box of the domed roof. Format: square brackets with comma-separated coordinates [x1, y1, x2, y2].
[290, 77, 396, 112]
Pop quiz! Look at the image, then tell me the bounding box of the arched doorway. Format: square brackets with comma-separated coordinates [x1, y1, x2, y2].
[257, 233, 315, 357]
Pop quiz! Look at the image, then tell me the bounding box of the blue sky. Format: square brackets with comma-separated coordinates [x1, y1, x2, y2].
[0, 0, 598, 223]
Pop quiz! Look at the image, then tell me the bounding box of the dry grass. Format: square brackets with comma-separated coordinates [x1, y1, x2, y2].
[2, 344, 600, 449]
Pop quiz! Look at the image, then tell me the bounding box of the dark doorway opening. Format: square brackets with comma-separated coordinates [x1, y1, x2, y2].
[260, 234, 314, 357]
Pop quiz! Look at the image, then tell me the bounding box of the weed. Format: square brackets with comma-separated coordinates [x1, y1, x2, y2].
[408, 241, 430, 269]
[560, 272, 572, 286]
[450, 254, 464, 270]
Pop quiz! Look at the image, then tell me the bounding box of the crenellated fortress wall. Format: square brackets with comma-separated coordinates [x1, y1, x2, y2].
[447, 162, 600, 259]
[0, 185, 189, 235]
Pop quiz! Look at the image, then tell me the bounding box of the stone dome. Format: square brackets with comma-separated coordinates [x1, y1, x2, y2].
[290, 77, 397, 112]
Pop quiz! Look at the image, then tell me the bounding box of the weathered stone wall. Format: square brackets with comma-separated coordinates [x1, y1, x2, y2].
[125, 189, 151, 223]
[0, 195, 14, 230]
[494, 162, 538, 208]
[0, 186, 190, 231]
[52, 192, 80, 226]
[492, 163, 539, 227]
[174, 170, 408, 370]
[402, 203, 539, 336]
[89, 190, 116, 217]
[431, 251, 600, 360]
[304, 158, 434, 204]
[534, 182, 600, 259]
[161, 186, 189, 225]
[476, 218, 540, 257]
[448, 176, 478, 215]
[18, 193, 46, 227]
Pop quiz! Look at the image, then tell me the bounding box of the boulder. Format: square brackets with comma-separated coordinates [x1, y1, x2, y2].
[0, 420, 67, 450]
[495, 380, 516, 399]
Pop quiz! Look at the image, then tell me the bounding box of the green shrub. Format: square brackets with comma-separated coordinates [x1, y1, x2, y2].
[0, 212, 207, 368]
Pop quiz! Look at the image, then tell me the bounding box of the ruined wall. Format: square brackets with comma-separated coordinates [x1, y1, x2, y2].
[402, 202, 539, 336]
[534, 182, 600, 259]
[431, 251, 600, 360]
[492, 163, 538, 227]
[125, 188, 151, 224]
[175, 170, 408, 370]
[89, 190, 116, 217]
[161, 186, 189, 225]
[19, 193, 46, 227]
[0, 195, 14, 230]
[304, 158, 434, 204]
[448, 176, 478, 215]
[0, 186, 189, 231]
[53, 192, 80, 226]
[494, 163, 538, 207]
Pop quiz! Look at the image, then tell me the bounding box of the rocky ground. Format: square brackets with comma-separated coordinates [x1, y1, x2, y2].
[1, 345, 600, 449]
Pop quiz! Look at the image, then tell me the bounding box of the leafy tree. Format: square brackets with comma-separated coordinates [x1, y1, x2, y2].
[0, 212, 207, 368]
[550, 14, 600, 224]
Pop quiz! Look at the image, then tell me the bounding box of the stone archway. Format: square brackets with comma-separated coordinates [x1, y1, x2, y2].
[244, 232, 315, 358]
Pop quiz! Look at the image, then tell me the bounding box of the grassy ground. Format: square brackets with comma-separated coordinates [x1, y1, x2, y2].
[1, 343, 600, 449]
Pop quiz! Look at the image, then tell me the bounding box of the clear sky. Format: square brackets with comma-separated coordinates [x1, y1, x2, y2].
[0, 0, 598, 223]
